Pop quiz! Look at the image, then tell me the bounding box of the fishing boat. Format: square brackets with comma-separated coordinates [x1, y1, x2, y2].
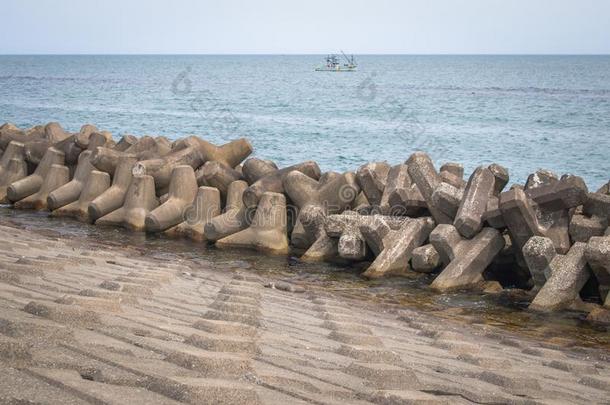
[315, 51, 357, 72]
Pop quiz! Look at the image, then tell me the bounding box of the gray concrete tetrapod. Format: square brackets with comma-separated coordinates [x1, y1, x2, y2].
[14, 164, 70, 210]
[242, 158, 278, 185]
[454, 165, 508, 239]
[523, 236, 556, 290]
[528, 241, 590, 312]
[199, 161, 243, 201]
[204, 180, 250, 241]
[355, 162, 391, 208]
[411, 244, 441, 273]
[430, 224, 505, 292]
[0, 141, 25, 180]
[96, 175, 159, 231]
[440, 162, 466, 189]
[132, 146, 204, 193]
[51, 170, 110, 222]
[325, 212, 408, 261]
[242, 161, 321, 208]
[181, 136, 253, 169]
[569, 191, 610, 242]
[91, 136, 170, 176]
[165, 186, 221, 241]
[500, 176, 588, 265]
[300, 205, 340, 262]
[584, 235, 610, 304]
[145, 165, 198, 232]
[7, 147, 65, 203]
[47, 150, 96, 211]
[88, 155, 137, 222]
[360, 216, 436, 278]
[216, 191, 289, 254]
[284, 170, 360, 248]
[431, 182, 464, 220]
[0, 158, 28, 204]
[406, 152, 453, 225]
[379, 164, 425, 216]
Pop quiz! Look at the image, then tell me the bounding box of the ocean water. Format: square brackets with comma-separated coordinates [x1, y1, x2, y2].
[0, 55, 609, 188]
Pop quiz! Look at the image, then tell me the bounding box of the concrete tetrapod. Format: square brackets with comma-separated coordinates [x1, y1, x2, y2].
[411, 244, 441, 273]
[181, 136, 253, 169]
[88, 155, 137, 222]
[204, 180, 250, 241]
[429, 224, 505, 292]
[91, 136, 170, 176]
[523, 236, 556, 290]
[570, 191, 610, 243]
[47, 150, 96, 210]
[325, 212, 408, 261]
[14, 164, 70, 210]
[51, 170, 110, 222]
[0, 158, 28, 204]
[0, 141, 25, 180]
[406, 152, 453, 225]
[379, 164, 426, 216]
[454, 165, 508, 238]
[360, 216, 436, 278]
[584, 235, 610, 304]
[145, 165, 198, 232]
[300, 205, 341, 262]
[440, 162, 466, 189]
[242, 158, 278, 185]
[165, 186, 221, 241]
[242, 161, 321, 208]
[199, 161, 243, 201]
[7, 147, 65, 203]
[96, 175, 159, 231]
[500, 175, 588, 264]
[132, 146, 204, 193]
[216, 191, 289, 254]
[355, 162, 391, 208]
[528, 241, 591, 312]
[283, 171, 360, 248]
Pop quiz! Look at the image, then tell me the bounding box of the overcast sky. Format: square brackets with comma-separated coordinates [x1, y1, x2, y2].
[1, 0, 609, 54]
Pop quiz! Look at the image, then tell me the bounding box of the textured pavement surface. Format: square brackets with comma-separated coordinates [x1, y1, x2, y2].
[0, 222, 609, 404]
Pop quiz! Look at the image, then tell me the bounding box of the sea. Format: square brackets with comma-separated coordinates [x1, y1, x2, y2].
[0, 55, 608, 189]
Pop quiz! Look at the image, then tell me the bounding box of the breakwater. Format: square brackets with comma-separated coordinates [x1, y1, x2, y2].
[1, 121, 609, 324]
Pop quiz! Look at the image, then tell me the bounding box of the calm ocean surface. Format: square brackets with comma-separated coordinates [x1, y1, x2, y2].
[0, 55, 608, 188]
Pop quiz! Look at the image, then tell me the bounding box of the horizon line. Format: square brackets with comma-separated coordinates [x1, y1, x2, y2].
[1, 53, 609, 57]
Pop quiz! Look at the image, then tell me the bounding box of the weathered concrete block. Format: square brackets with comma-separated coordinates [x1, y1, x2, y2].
[361, 216, 435, 278]
[216, 192, 289, 254]
[583, 192, 610, 219]
[411, 244, 441, 273]
[47, 150, 96, 210]
[284, 170, 360, 248]
[300, 206, 341, 262]
[242, 161, 321, 208]
[432, 182, 463, 220]
[181, 136, 253, 168]
[204, 180, 250, 241]
[529, 242, 590, 312]
[523, 236, 556, 290]
[440, 162, 466, 189]
[569, 214, 607, 243]
[430, 225, 505, 292]
[242, 158, 278, 185]
[165, 186, 221, 241]
[584, 235, 610, 304]
[0, 141, 25, 180]
[14, 164, 69, 210]
[379, 164, 425, 216]
[356, 162, 390, 207]
[454, 166, 498, 238]
[488, 163, 509, 196]
[406, 152, 452, 224]
[96, 175, 159, 231]
[7, 147, 65, 202]
[113, 134, 138, 152]
[145, 165, 198, 232]
[0, 158, 28, 204]
[88, 155, 137, 221]
[199, 161, 243, 201]
[52, 170, 111, 222]
[91, 136, 170, 176]
[132, 146, 204, 193]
